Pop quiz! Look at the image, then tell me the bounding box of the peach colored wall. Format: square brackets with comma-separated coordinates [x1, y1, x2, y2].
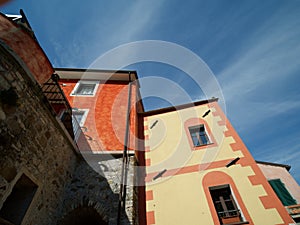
[60, 79, 138, 152]
[258, 163, 300, 203]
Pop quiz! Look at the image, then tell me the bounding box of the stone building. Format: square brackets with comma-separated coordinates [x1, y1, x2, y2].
[0, 11, 136, 225]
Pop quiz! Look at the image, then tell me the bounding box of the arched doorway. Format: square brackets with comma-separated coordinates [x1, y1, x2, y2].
[60, 206, 107, 225]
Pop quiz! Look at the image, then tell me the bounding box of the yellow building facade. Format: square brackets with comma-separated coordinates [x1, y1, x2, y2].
[142, 99, 294, 225]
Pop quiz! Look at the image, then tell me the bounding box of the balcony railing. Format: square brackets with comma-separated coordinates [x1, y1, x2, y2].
[287, 204, 300, 215]
[218, 209, 243, 225]
[42, 74, 79, 143]
[286, 204, 300, 223]
[218, 209, 241, 218]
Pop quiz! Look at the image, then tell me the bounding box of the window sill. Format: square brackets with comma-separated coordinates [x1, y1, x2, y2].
[192, 142, 217, 151]
[70, 94, 96, 97]
[223, 221, 249, 225]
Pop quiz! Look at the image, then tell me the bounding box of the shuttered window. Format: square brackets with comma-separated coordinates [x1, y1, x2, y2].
[269, 179, 297, 206]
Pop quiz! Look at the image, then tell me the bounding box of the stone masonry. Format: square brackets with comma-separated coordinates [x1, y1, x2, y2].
[0, 42, 135, 224]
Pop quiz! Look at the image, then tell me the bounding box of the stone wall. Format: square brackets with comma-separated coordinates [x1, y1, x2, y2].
[0, 42, 136, 225]
[0, 42, 80, 224]
[73, 153, 136, 225]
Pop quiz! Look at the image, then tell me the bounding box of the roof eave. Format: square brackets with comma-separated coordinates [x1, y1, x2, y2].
[256, 160, 291, 171]
[139, 97, 218, 116]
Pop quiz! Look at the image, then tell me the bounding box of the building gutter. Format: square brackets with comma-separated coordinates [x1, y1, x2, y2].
[117, 72, 132, 225]
[139, 97, 219, 116]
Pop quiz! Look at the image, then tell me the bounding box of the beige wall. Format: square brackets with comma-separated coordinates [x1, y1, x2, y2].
[144, 102, 293, 225]
[145, 104, 243, 175]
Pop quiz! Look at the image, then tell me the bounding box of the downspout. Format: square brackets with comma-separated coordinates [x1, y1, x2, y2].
[117, 72, 132, 225]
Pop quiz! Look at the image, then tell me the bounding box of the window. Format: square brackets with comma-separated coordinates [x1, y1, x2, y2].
[268, 179, 297, 206]
[209, 185, 243, 224]
[189, 125, 210, 147]
[71, 81, 99, 96]
[0, 174, 38, 225]
[73, 110, 85, 125]
[72, 109, 88, 141]
[75, 83, 95, 95]
[72, 109, 88, 126]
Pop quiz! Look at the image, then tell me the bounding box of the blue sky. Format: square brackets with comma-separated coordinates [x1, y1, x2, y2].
[1, 0, 300, 183]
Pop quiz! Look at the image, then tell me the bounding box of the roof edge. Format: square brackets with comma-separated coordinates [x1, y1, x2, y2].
[256, 160, 291, 171]
[54, 67, 137, 75]
[139, 97, 218, 116]
[54, 67, 138, 82]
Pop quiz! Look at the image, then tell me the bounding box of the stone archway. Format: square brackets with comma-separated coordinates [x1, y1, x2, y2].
[60, 206, 108, 225]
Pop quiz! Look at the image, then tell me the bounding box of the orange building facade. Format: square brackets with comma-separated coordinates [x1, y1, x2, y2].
[55, 68, 141, 154]
[55, 68, 144, 224]
[139, 99, 295, 225]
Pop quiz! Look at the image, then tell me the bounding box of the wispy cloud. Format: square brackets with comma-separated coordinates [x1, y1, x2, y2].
[45, 1, 166, 68]
[114, 1, 166, 42]
[217, 5, 300, 129]
[82, 1, 166, 67]
[219, 5, 299, 83]
[227, 97, 300, 131]
[254, 137, 300, 183]
[211, 3, 300, 183]
[219, 27, 300, 101]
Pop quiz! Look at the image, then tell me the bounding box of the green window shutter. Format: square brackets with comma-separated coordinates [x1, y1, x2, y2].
[269, 179, 297, 206]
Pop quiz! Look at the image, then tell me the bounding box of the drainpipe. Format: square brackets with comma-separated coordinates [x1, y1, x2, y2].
[117, 72, 132, 225]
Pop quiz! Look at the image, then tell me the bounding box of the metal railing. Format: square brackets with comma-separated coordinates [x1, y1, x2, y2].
[42, 74, 77, 142]
[218, 209, 241, 218]
[286, 204, 300, 215]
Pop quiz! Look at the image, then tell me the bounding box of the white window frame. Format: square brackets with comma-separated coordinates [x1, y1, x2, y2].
[70, 80, 99, 97]
[209, 184, 246, 223]
[189, 124, 211, 147]
[72, 109, 89, 126]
